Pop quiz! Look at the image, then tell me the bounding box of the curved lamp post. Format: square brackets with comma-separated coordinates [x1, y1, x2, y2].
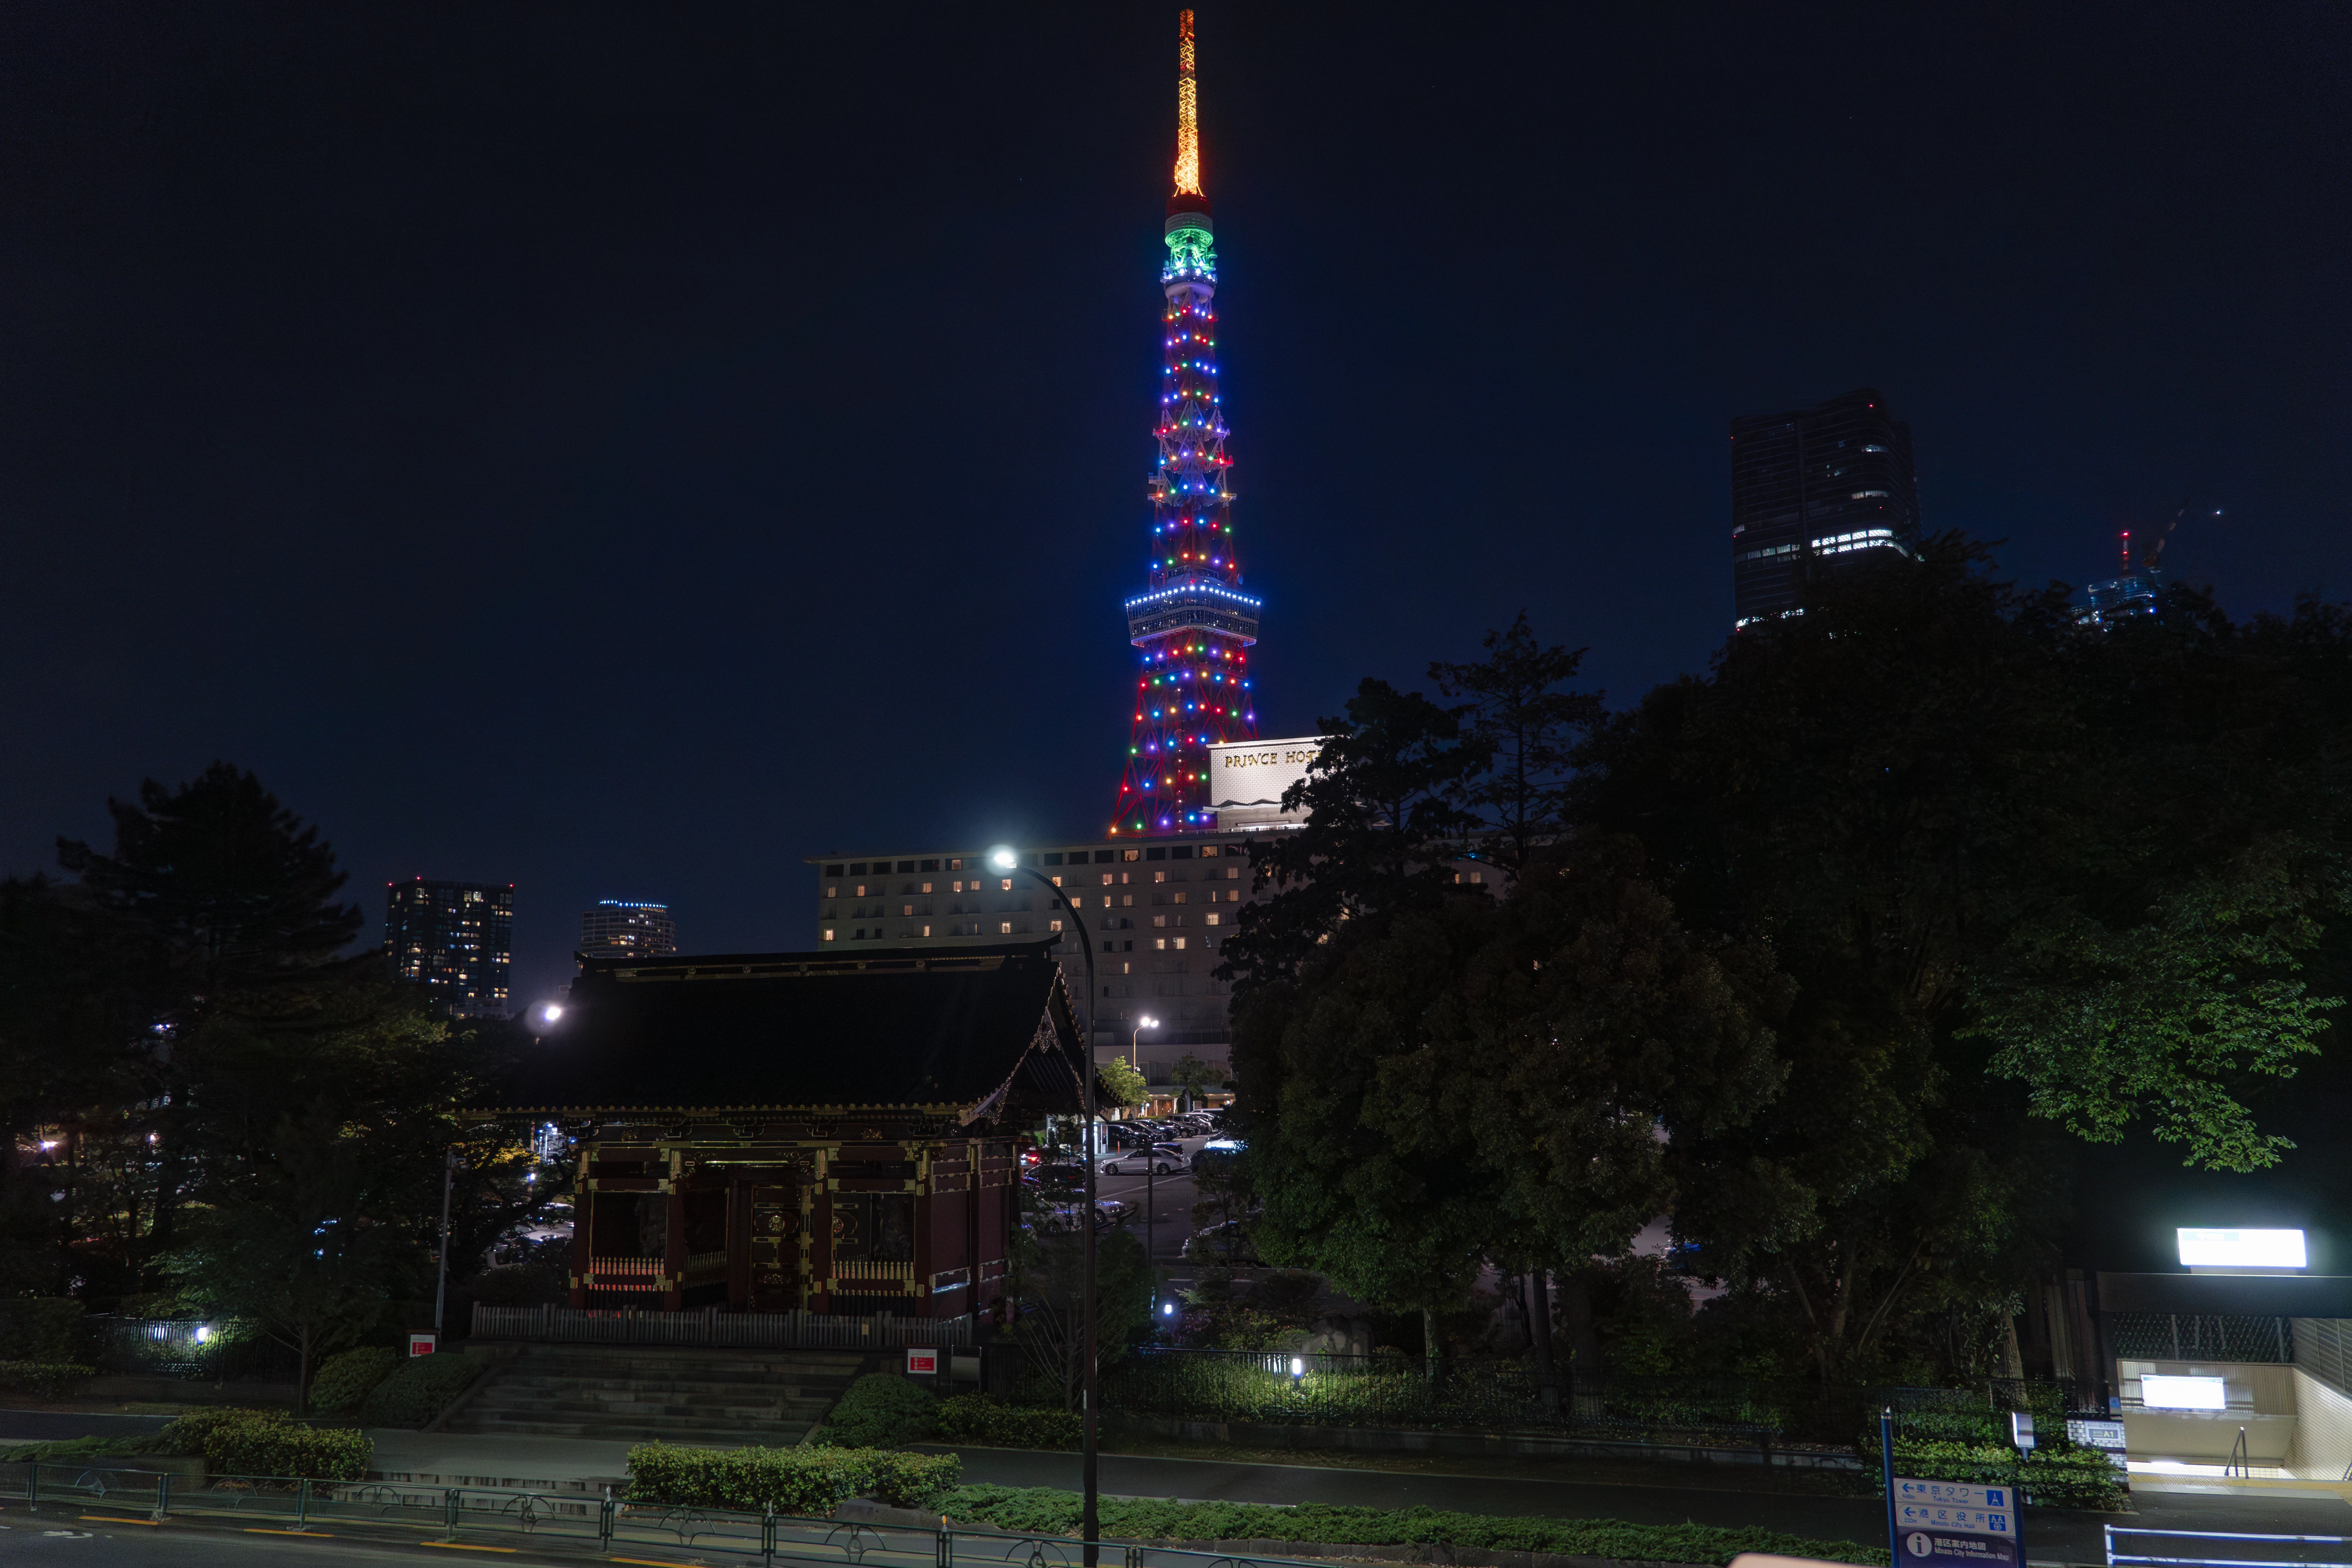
[989, 846, 1103, 1564]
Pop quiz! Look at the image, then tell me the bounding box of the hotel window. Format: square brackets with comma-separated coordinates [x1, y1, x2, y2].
[1205, 912, 1220, 926]
[921, 925, 932, 937]
[1050, 919, 1063, 933]
[999, 922, 1013, 935]
[1153, 915, 1167, 928]
[1228, 889, 1241, 901]
[921, 882, 933, 893]
[1122, 895, 1134, 906]
[1051, 875, 1063, 887]
[1124, 849, 1140, 861]
[1173, 891, 1186, 904]
[1100, 872, 1114, 886]
[1000, 878, 1013, 891]
[1225, 867, 1240, 879]
[855, 884, 868, 897]
[1154, 870, 1166, 883]
[853, 928, 866, 939]
[1154, 938, 1167, 950]
[1173, 936, 1187, 949]
[825, 886, 838, 898]
[902, 904, 914, 916]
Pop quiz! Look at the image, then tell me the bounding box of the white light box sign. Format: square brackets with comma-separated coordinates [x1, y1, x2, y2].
[2141, 1375, 2228, 1411]
[2176, 1228, 2306, 1270]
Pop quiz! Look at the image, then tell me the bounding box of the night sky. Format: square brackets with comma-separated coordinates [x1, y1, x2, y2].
[5, 3, 2348, 1009]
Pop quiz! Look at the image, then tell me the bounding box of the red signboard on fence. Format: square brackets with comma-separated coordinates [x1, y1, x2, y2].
[409, 1332, 438, 1357]
[905, 1346, 939, 1376]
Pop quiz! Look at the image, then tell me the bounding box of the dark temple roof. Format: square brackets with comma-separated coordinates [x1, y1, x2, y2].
[487, 942, 1085, 1118]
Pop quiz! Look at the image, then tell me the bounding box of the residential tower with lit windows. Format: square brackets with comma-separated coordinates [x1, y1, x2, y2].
[385, 877, 513, 1019]
[1112, 10, 1261, 835]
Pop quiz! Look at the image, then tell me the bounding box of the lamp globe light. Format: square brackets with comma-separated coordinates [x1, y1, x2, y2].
[989, 846, 1018, 870]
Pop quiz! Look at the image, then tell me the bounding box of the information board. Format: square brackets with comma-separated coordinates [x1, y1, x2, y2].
[1892, 1477, 2018, 1568]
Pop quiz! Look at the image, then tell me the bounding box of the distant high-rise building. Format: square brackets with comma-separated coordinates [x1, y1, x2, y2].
[385, 878, 513, 1019]
[579, 900, 677, 959]
[1730, 387, 1921, 626]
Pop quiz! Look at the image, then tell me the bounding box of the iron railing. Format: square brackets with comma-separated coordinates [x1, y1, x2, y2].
[2107, 1524, 2352, 1568]
[471, 1302, 973, 1350]
[0, 1461, 1334, 1568]
[2109, 1314, 2293, 1364]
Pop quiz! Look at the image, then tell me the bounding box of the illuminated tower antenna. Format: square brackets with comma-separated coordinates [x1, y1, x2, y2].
[1111, 11, 1261, 835]
[1174, 10, 1202, 197]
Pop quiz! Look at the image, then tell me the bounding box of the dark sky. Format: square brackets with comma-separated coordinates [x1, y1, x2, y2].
[5, 2, 2349, 1009]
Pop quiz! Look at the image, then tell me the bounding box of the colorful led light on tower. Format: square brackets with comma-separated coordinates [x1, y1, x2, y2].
[1111, 9, 1261, 837]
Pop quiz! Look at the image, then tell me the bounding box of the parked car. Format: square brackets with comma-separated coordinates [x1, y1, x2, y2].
[1100, 1144, 1183, 1175]
[1184, 1219, 1258, 1265]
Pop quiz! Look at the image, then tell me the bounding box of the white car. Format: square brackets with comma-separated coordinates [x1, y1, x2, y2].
[1101, 1150, 1181, 1175]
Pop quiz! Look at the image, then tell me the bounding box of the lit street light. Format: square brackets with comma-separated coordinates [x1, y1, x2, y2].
[990, 845, 1105, 1564]
[1131, 1014, 1161, 1264]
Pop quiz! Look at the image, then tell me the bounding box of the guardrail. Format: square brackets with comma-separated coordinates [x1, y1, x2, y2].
[0, 1461, 1325, 1568]
[2107, 1524, 2352, 1568]
[472, 1302, 973, 1350]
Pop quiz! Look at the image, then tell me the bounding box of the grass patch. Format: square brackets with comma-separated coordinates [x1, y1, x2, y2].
[940, 1485, 1887, 1566]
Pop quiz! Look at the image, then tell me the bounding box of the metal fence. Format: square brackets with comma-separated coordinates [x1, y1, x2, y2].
[84, 1315, 298, 1381]
[2109, 1313, 2294, 1364]
[2107, 1524, 2352, 1568]
[0, 1461, 1331, 1568]
[472, 1303, 974, 1351]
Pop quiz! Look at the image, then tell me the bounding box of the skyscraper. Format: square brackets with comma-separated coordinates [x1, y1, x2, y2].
[1112, 11, 1262, 837]
[385, 877, 513, 1019]
[1729, 387, 1920, 626]
[579, 899, 677, 959]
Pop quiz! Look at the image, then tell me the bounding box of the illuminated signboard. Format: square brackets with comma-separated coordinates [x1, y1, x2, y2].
[2141, 1375, 2227, 1411]
[2177, 1228, 2306, 1270]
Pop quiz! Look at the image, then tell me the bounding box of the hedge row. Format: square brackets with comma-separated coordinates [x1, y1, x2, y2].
[628, 1442, 962, 1515]
[933, 1394, 1082, 1450]
[938, 1487, 1886, 1567]
[0, 1360, 94, 1398]
[818, 1373, 937, 1448]
[204, 1412, 372, 1481]
[1884, 1440, 2124, 1511]
[310, 1346, 401, 1414]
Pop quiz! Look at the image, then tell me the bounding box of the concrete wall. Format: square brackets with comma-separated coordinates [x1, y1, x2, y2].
[2118, 1359, 2298, 1461]
[2289, 1366, 2352, 1481]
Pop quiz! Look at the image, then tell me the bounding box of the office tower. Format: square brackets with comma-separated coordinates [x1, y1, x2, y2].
[385, 877, 513, 1019]
[1730, 387, 1920, 626]
[579, 899, 677, 958]
[1112, 11, 1263, 835]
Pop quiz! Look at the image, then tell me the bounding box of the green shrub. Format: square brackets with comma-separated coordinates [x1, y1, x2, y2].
[939, 1487, 1886, 1566]
[628, 1443, 962, 1516]
[355, 1350, 485, 1427]
[152, 1406, 283, 1455]
[310, 1346, 400, 1413]
[204, 1412, 371, 1480]
[0, 1434, 136, 1463]
[933, 1394, 1082, 1450]
[0, 1360, 94, 1398]
[817, 1373, 936, 1448]
[1881, 1439, 2124, 1512]
[0, 1298, 85, 1363]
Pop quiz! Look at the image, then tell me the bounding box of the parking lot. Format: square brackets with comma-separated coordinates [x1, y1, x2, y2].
[1028, 1112, 1233, 1265]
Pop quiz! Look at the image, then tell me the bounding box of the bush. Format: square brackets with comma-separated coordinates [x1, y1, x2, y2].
[939, 1487, 1886, 1566]
[310, 1347, 400, 1414]
[153, 1406, 283, 1455]
[204, 1412, 372, 1480]
[933, 1394, 1082, 1450]
[628, 1443, 962, 1516]
[0, 1298, 85, 1363]
[0, 1360, 94, 1398]
[1883, 1439, 2125, 1512]
[356, 1350, 486, 1427]
[817, 1372, 936, 1448]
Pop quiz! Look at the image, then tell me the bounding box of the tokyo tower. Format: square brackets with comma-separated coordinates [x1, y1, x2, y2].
[1111, 9, 1261, 837]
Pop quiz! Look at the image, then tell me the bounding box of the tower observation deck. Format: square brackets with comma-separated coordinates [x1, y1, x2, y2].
[1112, 10, 1261, 836]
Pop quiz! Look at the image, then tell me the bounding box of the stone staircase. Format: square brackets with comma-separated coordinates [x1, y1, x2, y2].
[442, 1343, 868, 1443]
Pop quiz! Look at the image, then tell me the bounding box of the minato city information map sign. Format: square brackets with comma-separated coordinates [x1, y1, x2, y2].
[1892, 1478, 2020, 1568]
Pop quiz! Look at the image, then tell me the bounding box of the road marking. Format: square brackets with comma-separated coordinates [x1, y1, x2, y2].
[80, 1514, 160, 1525]
[422, 1544, 519, 1553]
[610, 1558, 704, 1567]
[246, 1527, 336, 1536]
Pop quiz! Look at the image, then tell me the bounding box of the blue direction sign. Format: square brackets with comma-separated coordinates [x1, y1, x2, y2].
[1892, 1477, 2020, 1568]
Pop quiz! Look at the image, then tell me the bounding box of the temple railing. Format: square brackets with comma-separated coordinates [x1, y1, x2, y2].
[584, 1256, 666, 1290]
[472, 1303, 973, 1350]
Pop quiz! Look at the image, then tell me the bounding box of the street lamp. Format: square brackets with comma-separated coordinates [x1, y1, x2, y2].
[989, 845, 1105, 1565]
[1131, 1015, 1161, 1265]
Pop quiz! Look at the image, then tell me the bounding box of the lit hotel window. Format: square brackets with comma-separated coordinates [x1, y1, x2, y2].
[999, 922, 1012, 935]
[822, 930, 836, 942]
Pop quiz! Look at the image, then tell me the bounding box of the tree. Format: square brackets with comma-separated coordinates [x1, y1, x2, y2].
[1428, 612, 1604, 877]
[1099, 1055, 1149, 1114]
[1166, 1052, 1216, 1111]
[1231, 895, 1510, 1379]
[1015, 1225, 1153, 1413]
[1219, 678, 1478, 991]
